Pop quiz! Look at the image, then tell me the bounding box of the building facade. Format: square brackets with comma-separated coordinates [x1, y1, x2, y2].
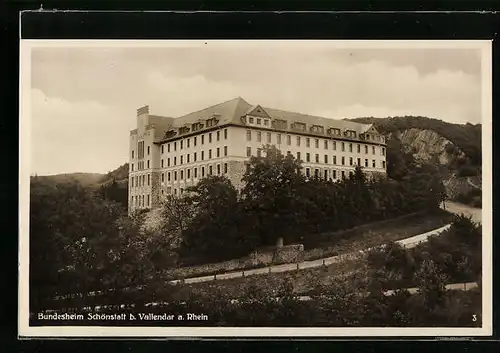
[128, 97, 387, 214]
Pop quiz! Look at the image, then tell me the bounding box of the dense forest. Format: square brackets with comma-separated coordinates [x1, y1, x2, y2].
[349, 116, 482, 166]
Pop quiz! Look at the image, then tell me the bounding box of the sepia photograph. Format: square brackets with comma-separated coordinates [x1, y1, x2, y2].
[19, 40, 492, 337]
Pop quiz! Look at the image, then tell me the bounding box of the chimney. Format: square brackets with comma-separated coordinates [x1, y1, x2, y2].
[137, 105, 149, 116]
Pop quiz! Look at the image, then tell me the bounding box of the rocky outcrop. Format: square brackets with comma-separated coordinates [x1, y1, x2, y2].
[391, 128, 467, 165]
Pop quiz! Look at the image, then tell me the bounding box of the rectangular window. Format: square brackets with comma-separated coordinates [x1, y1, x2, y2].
[349, 143, 353, 153]
[382, 147, 386, 156]
[306, 168, 310, 178]
[277, 134, 282, 144]
[264, 119, 269, 126]
[217, 148, 220, 158]
[357, 144, 361, 153]
[246, 130, 251, 141]
[349, 157, 353, 166]
[257, 148, 262, 157]
[224, 128, 228, 140]
[315, 154, 319, 163]
[161, 146, 164, 154]
[341, 142, 345, 152]
[287, 135, 291, 145]
[201, 135, 205, 144]
[224, 163, 228, 174]
[333, 155, 337, 164]
[132, 150, 135, 159]
[209, 133, 212, 143]
[180, 155, 183, 165]
[202, 167, 205, 177]
[342, 156, 345, 165]
[372, 146, 376, 154]
[342, 171, 345, 179]
[209, 165, 213, 175]
[257, 131, 262, 142]
[382, 161, 386, 168]
[306, 153, 310, 162]
[180, 140, 183, 150]
[365, 145, 368, 154]
[180, 170, 184, 180]
[315, 139, 319, 148]
[217, 164, 221, 175]
[314, 168, 319, 178]
[168, 172, 172, 181]
[187, 169, 191, 179]
[174, 142, 177, 151]
[131, 164, 134, 172]
[147, 146, 150, 155]
[247, 147, 251, 157]
[201, 151, 205, 160]
[161, 173, 164, 182]
[167, 158, 171, 167]
[209, 149, 212, 159]
[324, 140, 328, 149]
[194, 136, 197, 146]
[324, 169, 328, 180]
[194, 168, 198, 178]
[194, 152, 197, 162]
[217, 131, 220, 141]
[365, 159, 368, 167]
[297, 136, 301, 147]
[147, 160, 150, 169]
[257, 118, 262, 125]
[187, 139, 190, 148]
[147, 195, 150, 206]
[297, 152, 301, 161]
[174, 171, 177, 181]
[131, 177, 134, 187]
[187, 154, 190, 163]
[267, 132, 271, 143]
[168, 144, 171, 153]
[357, 157, 361, 166]
[333, 141, 337, 151]
[372, 159, 376, 168]
[324, 155, 328, 164]
[306, 138, 310, 147]
[161, 159, 164, 168]
[224, 146, 228, 156]
[249, 117, 254, 124]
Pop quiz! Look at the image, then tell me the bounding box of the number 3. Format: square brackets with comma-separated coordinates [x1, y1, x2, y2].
[472, 314, 477, 322]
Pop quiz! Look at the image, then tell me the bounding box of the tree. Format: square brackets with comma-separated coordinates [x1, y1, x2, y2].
[182, 175, 258, 261]
[160, 194, 194, 249]
[241, 145, 306, 246]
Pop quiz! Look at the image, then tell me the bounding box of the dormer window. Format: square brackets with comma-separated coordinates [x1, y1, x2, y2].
[248, 117, 254, 124]
[192, 122, 204, 131]
[179, 126, 190, 135]
[328, 128, 341, 136]
[310, 125, 325, 134]
[345, 130, 357, 138]
[264, 119, 269, 127]
[164, 130, 177, 139]
[206, 117, 219, 128]
[257, 118, 262, 125]
[273, 119, 287, 130]
[291, 122, 306, 131]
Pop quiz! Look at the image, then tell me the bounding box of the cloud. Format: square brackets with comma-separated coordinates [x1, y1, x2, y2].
[30, 89, 133, 175]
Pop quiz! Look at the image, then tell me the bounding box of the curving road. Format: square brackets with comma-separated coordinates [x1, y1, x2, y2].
[444, 201, 482, 224]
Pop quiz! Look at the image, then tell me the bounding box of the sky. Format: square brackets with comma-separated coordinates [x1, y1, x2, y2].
[28, 42, 484, 175]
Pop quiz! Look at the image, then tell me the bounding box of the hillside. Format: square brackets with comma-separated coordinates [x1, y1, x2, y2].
[34, 172, 106, 187]
[348, 116, 481, 166]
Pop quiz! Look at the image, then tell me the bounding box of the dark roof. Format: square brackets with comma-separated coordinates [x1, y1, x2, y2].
[148, 97, 374, 139]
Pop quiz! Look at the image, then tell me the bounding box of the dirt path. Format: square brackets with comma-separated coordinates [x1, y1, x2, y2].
[444, 201, 482, 224]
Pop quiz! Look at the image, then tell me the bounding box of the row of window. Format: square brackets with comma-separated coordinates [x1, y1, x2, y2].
[132, 194, 150, 208]
[131, 173, 151, 187]
[160, 146, 228, 168]
[247, 148, 386, 169]
[245, 130, 386, 155]
[160, 129, 228, 154]
[160, 163, 229, 183]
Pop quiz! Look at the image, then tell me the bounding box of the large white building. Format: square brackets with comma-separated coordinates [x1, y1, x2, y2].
[128, 97, 387, 214]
